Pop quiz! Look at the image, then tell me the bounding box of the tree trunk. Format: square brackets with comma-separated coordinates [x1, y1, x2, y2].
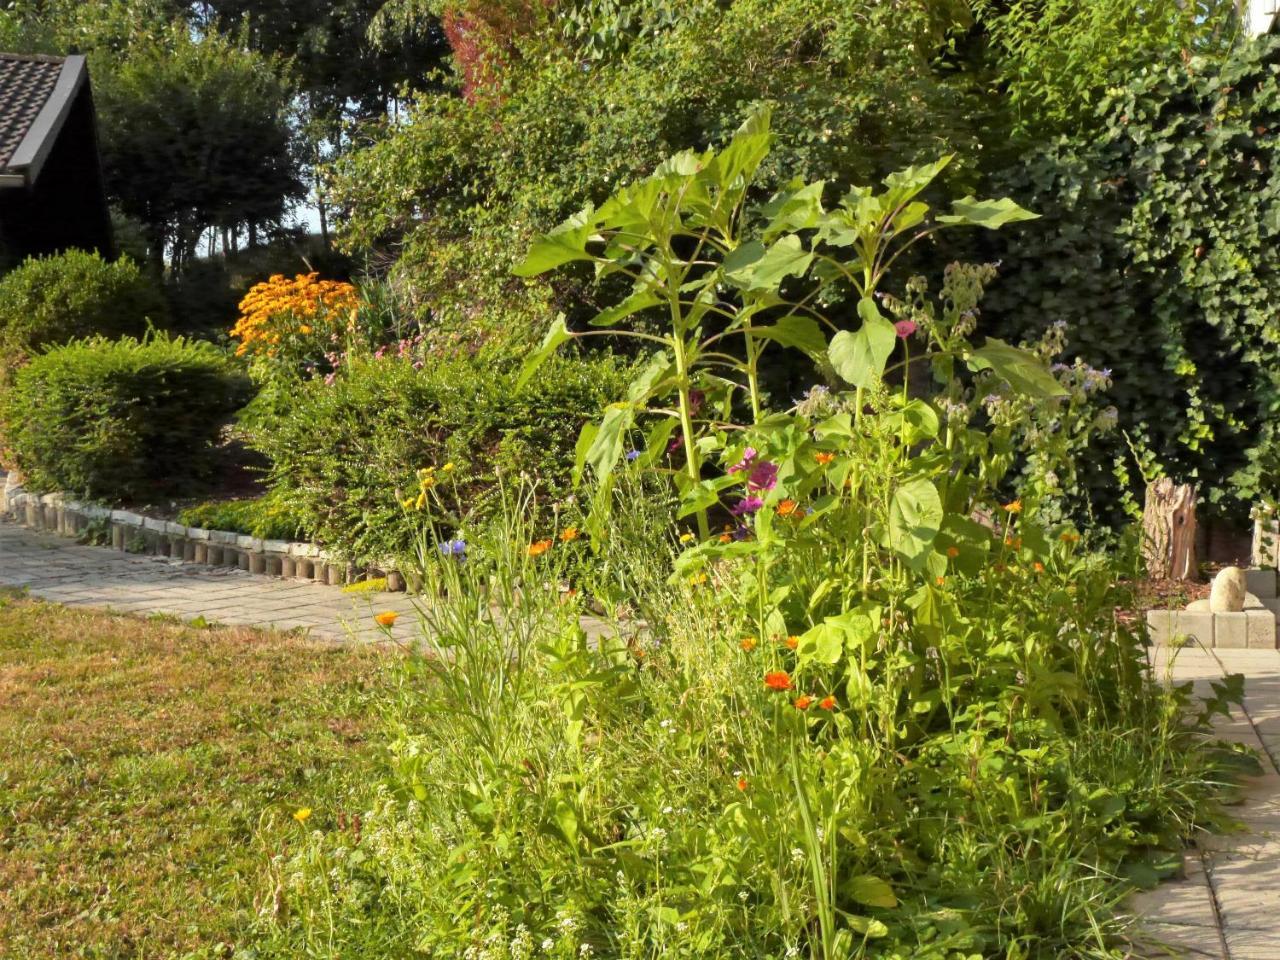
[1142, 478, 1198, 580]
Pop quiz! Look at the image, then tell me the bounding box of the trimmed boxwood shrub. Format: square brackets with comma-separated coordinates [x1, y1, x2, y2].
[0, 334, 251, 501]
[249, 351, 632, 565]
[0, 250, 166, 361]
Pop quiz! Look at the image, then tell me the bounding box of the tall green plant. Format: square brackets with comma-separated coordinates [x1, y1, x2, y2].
[516, 107, 1051, 536]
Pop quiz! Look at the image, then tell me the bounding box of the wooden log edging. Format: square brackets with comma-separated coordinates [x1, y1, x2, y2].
[0, 472, 407, 591]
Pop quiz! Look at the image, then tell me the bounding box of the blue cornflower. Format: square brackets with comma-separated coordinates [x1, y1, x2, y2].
[437, 539, 467, 557]
[625, 449, 641, 462]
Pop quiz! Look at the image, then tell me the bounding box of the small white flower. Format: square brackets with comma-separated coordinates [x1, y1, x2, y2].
[790, 847, 805, 864]
[659, 719, 673, 730]
[662, 805, 673, 815]
[579, 945, 593, 957]
[738, 889, 749, 901]
[541, 939, 554, 951]
[785, 947, 800, 958]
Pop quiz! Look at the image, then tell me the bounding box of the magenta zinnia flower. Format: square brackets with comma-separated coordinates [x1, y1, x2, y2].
[730, 496, 764, 516]
[730, 447, 758, 473]
[894, 319, 917, 339]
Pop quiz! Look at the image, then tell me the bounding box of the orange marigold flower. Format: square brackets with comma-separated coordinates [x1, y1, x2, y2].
[527, 539, 553, 557]
[1003, 499, 1023, 514]
[740, 637, 757, 652]
[764, 670, 792, 691]
[793, 695, 814, 710]
[777, 499, 801, 518]
[374, 611, 399, 628]
[818, 695, 837, 711]
[785, 635, 800, 650]
[946, 546, 960, 558]
[559, 527, 580, 542]
[814, 452, 835, 465]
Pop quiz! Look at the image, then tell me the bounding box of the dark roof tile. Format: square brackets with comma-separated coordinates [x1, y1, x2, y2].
[0, 53, 65, 173]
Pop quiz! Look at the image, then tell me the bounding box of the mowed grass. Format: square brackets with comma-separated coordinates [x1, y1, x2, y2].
[0, 594, 393, 960]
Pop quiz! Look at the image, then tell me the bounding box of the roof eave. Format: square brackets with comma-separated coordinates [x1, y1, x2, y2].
[2, 54, 87, 188]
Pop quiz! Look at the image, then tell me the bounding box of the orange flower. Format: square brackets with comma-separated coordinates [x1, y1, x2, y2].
[776, 499, 801, 518]
[793, 695, 814, 710]
[935, 576, 945, 586]
[719, 533, 732, 543]
[559, 527, 580, 542]
[946, 546, 960, 558]
[374, 611, 398, 628]
[527, 539, 553, 557]
[814, 452, 835, 465]
[736, 777, 748, 791]
[764, 670, 792, 691]
[1060, 531, 1080, 544]
[1033, 561, 1045, 573]
[740, 637, 757, 652]
[785, 635, 800, 650]
[1003, 499, 1023, 514]
[818, 695, 837, 711]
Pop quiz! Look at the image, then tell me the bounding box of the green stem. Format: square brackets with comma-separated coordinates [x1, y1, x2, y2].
[671, 332, 708, 539]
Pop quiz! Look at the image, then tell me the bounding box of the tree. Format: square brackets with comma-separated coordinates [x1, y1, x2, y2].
[92, 21, 305, 274]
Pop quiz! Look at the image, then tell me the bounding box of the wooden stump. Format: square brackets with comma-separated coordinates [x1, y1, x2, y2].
[1143, 478, 1198, 580]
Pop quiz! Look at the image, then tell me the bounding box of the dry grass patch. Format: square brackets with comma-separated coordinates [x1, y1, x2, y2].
[0, 595, 393, 960]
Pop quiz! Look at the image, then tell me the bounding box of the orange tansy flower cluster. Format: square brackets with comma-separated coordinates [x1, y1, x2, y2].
[230, 272, 359, 357]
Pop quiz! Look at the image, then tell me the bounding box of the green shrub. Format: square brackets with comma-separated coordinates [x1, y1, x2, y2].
[0, 250, 166, 360]
[176, 490, 308, 541]
[0, 333, 251, 501]
[248, 350, 631, 565]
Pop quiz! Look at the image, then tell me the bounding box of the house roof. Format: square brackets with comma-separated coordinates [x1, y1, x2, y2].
[0, 53, 89, 189]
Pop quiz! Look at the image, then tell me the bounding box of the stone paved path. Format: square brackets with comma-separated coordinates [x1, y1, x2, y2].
[1131, 644, 1280, 958]
[0, 517, 424, 643]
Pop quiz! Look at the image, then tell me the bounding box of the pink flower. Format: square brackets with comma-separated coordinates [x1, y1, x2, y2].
[747, 460, 778, 493]
[730, 447, 758, 473]
[894, 319, 917, 339]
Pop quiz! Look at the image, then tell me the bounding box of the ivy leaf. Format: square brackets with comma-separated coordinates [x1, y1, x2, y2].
[517, 315, 573, 389]
[969, 338, 1067, 398]
[937, 196, 1039, 229]
[513, 205, 599, 276]
[888, 477, 942, 570]
[829, 298, 896, 388]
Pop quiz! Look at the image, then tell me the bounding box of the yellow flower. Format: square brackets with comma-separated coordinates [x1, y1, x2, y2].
[401, 497, 415, 509]
[293, 807, 312, 823]
[442, 462, 455, 472]
[374, 611, 399, 628]
[679, 532, 695, 543]
[1003, 500, 1023, 514]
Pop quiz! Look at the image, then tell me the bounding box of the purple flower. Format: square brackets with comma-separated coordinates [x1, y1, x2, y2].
[437, 539, 467, 557]
[667, 436, 684, 454]
[731, 525, 751, 541]
[894, 319, 917, 339]
[730, 447, 758, 473]
[730, 496, 764, 516]
[746, 460, 778, 493]
[625, 449, 641, 462]
[688, 389, 705, 416]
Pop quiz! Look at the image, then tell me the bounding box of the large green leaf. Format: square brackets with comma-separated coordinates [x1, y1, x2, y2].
[969, 338, 1068, 398]
[888, 477, 943, 570]
[880, 156, 953, 210]
[583, 405, 635, 483]
[513, 206, 599, 276]
[590, 289, 662, 327]
[828, 298, 896, 388]
[517, 315, 574, 389]
[937, 196, 1039, 229]
[846, 875, 898, 909]
[752, 315, 827, 359]
[724, 235, 812, 292]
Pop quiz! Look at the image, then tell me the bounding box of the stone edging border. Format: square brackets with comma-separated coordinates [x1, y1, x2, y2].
[1, 472, 410, 592]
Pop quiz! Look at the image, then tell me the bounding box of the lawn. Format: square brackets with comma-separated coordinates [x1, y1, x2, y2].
[0, 594, 392, 960]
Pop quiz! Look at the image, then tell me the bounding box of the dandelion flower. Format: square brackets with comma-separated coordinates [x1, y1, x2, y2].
[764, 670, 793, 691]
[679, 532, 695, 543]
[442, 462, 455, 472]
[293, 807, 312, 823]
[374, 611, 399, 628]
[528, 539, 553, 557]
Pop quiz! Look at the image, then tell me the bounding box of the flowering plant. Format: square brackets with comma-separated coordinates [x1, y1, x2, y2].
[230, 272, 360, 361]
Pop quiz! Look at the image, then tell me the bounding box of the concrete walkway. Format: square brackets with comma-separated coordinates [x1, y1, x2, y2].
[0, 517, 424, 643]
[1131, 644, 1280, 958]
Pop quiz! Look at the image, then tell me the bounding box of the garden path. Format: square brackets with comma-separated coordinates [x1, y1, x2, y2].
[0, 517, 611, 644]
[1133, 645, 1280, 958]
